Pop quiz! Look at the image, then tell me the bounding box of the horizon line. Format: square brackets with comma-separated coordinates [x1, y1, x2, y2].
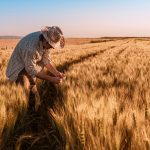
[1, 35, 150, 39]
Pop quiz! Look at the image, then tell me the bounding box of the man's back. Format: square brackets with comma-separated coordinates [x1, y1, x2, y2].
[6, 31, 41, 81]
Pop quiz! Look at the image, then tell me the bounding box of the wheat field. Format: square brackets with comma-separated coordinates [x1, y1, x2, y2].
[1, 38, 150, 150]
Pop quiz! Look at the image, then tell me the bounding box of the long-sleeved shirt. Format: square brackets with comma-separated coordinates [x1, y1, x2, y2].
[6, 31, 52, 81]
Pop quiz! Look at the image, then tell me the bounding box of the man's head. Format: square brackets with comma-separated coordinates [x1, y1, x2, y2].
[39, 34, 54, 49]
[41, 26, 65, 49]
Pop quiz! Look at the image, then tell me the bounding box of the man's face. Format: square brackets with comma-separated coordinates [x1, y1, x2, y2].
[43, 40, 54, 49]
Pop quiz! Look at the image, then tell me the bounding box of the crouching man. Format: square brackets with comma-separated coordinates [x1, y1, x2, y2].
[6, 26, 65, 111]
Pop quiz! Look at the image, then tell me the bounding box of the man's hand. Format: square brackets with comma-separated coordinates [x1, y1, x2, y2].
[56, 72, 66, 79]
[45, 63, 66, 80]
[36, 71, 65, 84]
[50, 76, 63, 84]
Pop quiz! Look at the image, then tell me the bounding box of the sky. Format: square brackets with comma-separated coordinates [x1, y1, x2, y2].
[0, 0, 150, 37]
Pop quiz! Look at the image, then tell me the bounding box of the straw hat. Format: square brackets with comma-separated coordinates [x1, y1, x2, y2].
[41, 26, 65, 49]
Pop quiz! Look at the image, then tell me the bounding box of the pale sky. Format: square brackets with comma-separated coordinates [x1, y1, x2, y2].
[0, 0, 150, 37]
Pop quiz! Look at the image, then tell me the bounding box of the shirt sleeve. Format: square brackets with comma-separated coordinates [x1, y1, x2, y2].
[24, 51, 42, 78]
[42, 49, 52, 65]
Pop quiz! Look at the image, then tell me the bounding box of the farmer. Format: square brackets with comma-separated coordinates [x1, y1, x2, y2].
[6, 26, 65, 111]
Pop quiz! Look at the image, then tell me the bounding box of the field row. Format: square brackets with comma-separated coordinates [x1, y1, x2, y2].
[1, 39, 150, 149]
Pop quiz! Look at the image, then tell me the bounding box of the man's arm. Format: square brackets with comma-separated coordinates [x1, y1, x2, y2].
[24, 51, 62, 84]
[45, 62, 61, 77]
[36, 71, 62, 84]
[42, 49, 66, 79]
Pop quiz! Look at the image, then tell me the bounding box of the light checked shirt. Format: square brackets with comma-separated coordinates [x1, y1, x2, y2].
[6, 31, 52, 81]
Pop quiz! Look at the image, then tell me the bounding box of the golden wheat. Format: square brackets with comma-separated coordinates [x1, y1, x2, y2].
[1, 38, 150, 149]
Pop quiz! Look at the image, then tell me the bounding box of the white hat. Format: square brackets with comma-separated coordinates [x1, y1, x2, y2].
[41, 26, 65, 49]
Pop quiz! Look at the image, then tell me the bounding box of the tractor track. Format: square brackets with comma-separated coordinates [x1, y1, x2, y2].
[57, 41, 130, 72]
